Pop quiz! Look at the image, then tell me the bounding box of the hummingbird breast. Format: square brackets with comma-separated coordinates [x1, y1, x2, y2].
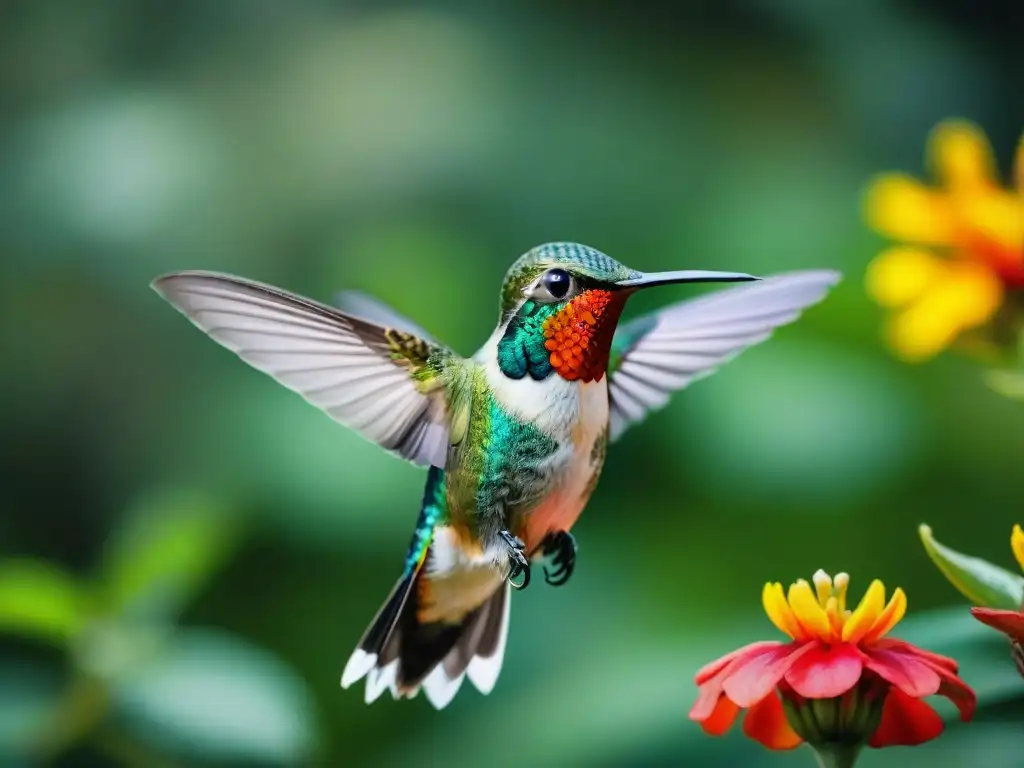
[448, 348, 610, 556]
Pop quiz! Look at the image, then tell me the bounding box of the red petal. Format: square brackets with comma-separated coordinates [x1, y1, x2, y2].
[700, 695, 741, 736]
[971, 608, 1024, 642]
[692, 642, 782, 721]
[784, 642, 864, 699]
[879, 639, 958, 673]
[877, 639, 977, 722]
[742, 691, 803, 750]
[869, 687, 944, 747]
[864, 645, 941, 698]
[723, 642, 816, 708]
[936, 673, 977, 723]
[694, 641, 784, 685]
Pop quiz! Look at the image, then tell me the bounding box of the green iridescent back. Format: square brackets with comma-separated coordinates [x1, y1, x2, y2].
[498, 242, 641, 319]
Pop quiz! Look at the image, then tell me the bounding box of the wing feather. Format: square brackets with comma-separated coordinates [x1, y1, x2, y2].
[152, 271, 460, 467]
[608, 270, 841, 440]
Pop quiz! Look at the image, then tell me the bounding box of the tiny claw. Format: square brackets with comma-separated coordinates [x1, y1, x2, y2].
[499, 529, 531, 590]
[540, 530, 577, 588]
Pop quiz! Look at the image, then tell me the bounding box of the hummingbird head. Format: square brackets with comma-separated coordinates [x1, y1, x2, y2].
[495, 242, 759, 382]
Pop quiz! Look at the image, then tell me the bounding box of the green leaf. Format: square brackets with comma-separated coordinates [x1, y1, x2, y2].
[919, 524, 1024, 610]
[0, 560, 86, 644]
[984, 369, 1024, 401]
[98, 490, 239, 621]
[112, 628, 317, 764]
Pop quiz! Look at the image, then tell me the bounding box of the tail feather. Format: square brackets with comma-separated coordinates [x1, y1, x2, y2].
[340, 567, 511, 709]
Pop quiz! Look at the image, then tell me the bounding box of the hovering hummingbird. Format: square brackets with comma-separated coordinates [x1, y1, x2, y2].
[151, 242, 840, 710]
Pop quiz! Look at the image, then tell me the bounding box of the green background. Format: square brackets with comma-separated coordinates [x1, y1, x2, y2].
[1, 1, 1022, 766]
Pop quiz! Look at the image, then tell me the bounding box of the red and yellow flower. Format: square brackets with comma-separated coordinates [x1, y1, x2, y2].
[864, 120, 1024, 361]
[690, 570, 975, 752]
[970, 524, 1024, 677]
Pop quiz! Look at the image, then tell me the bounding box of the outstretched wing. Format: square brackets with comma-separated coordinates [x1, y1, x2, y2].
[152, 271, 461, 468]
[607, 270, 841, 441]
[333, 290, 439, 344]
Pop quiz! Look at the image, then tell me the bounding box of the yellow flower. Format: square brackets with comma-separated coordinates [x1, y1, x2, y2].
[1012, 524, 1024, 572]
[864, 120, 1024, 361]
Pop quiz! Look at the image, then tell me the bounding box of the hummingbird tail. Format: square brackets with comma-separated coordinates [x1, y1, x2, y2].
[340, 564, 511, 710]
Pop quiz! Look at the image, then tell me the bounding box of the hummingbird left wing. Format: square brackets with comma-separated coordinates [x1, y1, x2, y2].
[152, 271, 464, 468]
[606, 270, 841, 441]
[332, 290, 439, 343]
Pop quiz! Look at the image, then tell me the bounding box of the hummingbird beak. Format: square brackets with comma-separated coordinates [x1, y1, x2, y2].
[616, 270, 761, 290]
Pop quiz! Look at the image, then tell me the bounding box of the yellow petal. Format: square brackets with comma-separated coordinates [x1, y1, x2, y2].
[865, 246, 944, 308]
[956, 189, 1024, 255]
[813, 569, 833, 607]
[1012, 525, 1024, 572]
[787, 580, 832, 640]
[864, 174, 953, 244]
[885, 262, 1003, 362]
[762, 582, 804, 640]
[834, 573, 849, 613]
[861, 587, 907, 644]
[927, 120, 996, 190]
[842, 579, 886, 644]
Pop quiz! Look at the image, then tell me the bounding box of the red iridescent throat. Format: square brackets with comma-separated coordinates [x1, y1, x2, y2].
[541, 290, 627, 382]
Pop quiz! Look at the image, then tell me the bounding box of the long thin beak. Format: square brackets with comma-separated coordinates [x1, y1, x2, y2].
[617, 270, 761, 289]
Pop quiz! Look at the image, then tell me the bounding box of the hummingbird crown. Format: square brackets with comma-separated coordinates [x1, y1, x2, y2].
[499, 242, 640, 320]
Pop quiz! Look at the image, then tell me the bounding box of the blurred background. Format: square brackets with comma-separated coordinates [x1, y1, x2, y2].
[1, 1, 1023, 766]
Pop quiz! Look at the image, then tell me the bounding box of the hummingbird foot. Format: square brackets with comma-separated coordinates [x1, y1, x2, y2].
[499, 529, 531, 590]
[539, 530, 577, 587]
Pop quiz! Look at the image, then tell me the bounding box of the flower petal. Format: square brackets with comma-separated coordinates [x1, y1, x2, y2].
[1012, 525, 1024, 572]
[722, 642, 815, 708]
[927, 120, 996, 191]
[864, 174, 953, 244]
[861, 587, 907, 644]
[697, 694, 741, 736]
[884, 261, 1002, 362]
[873, 639, 977, 722]
[694, 641, 783, 685]
[970, 607, 1024, 642]
[742, 691, 803, 751]
[864, 646, 941, 698]
[692, 641, 783, 721]
[762, 583, 804, 640]
[936, 669, 977, 722]
[787, 580, 831, 641]
[869, 687, 944, 748]
[784, 642, 864, 699]
[865, 247, 946, 308]
[842, 579, 885, 643]
[957, 189, 1024, 257]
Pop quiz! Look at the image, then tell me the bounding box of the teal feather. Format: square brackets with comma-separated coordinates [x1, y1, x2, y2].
[496, 299, 559, 380]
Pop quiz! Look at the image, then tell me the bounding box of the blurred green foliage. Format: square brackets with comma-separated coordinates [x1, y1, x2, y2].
[1, 1, 1023, 766]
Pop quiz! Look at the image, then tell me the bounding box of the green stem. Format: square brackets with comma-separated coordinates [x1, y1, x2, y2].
[809, 742, 862, 768]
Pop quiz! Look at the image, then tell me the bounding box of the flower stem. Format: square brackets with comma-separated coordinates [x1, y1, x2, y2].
[810, 743, 862, 768]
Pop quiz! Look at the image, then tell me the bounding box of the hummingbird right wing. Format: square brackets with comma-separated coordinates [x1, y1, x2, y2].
[152, 271, 467, 469]
[606, 270, 841, 441]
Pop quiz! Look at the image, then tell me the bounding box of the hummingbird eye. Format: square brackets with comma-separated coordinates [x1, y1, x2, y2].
[540, 268, 573, 300]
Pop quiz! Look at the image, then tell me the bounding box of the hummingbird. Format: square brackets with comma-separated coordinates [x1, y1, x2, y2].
[151, 242, 840, 710]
